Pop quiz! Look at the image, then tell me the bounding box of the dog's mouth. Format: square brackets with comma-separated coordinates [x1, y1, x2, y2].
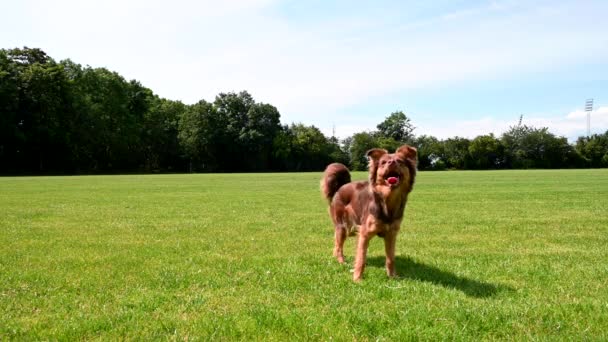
[385, 171, 401, 187]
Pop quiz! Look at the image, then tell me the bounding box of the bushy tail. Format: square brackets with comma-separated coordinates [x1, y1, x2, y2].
[320, 163, 351, 204]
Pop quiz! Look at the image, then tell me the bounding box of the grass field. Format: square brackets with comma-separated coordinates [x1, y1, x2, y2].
[1, 169, 608, 340]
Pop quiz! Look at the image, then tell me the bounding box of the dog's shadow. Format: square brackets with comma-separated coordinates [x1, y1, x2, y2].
[367, 256, 513, 298]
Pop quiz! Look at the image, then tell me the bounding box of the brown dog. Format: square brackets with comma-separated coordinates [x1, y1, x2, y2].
[320, 145, 417, 281]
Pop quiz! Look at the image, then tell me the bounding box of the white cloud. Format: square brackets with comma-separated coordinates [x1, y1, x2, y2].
[537, 106, 608, 138]
[2, 0, 607, 136]
[416, 117, 515, 140]
[414, 107, 608, 141]
[320, 106, 608, 142]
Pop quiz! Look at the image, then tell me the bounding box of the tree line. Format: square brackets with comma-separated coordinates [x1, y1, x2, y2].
[1, 47, 607, 174]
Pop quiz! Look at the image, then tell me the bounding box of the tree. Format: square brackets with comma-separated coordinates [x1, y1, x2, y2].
[502, 125, 574, 169]
[3, 46, 603, 174]
[575, 131, 608, 168]
[441, 137, 472, 169]
[349, 132, 378, 171]
[271, 125, 295, 171]
[0, 47, 74, 172]
[327, 135, 350, 167]
[240, 102, 281, 171]
[501, 124, 532, 168]
[413, 135, 443, 170]
[142, 98, 187, 171]
[468, 134, 505, 169]
[344, 112, 417, 171]
[75, 67, 142, 171]
[0, 49, 20, 172]
[178, 100, 219, 172]
[211, 91, 282, 171]
[376, 111, 415, 143]
[289, 123, 334, 171]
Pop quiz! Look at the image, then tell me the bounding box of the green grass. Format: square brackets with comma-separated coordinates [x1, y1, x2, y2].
[1, 170, 607, 340]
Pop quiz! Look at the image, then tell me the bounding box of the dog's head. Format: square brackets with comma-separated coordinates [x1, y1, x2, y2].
[366, 144, 417, 193]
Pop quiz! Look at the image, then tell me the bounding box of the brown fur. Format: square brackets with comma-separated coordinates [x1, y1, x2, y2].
[320, 144, 417, 281]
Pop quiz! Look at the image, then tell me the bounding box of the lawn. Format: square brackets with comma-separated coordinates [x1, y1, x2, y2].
[1, 170, 607, 340]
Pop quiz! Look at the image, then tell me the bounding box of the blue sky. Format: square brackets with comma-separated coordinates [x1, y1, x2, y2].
[2, 0, 607, 141]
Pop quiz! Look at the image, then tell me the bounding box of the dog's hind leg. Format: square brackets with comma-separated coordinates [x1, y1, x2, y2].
[330, 204, 348, 264]
[334, 217, 347, 264]
[333, 224, 347, 264]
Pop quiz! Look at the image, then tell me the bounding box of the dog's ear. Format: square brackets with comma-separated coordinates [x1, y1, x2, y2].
[367, 148, 388, 162]
[396, 145, 417, 162]
[366, 148, 388, 184]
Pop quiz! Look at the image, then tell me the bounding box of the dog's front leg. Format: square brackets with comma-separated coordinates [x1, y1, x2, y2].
[353, 233, 371, 282]
[383, 229, 398, 277]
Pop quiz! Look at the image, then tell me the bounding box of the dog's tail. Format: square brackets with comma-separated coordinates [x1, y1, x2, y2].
[320, 163, 351, 204]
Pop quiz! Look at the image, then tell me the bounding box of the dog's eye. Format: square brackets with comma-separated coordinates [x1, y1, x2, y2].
[381, 160, 387, 165]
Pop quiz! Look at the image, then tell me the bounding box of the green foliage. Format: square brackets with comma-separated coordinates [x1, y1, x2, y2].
[178, 100, 217, 171]
[1, 48, 76, 172]
[349, 132, 377, 171]
[1, 170, 608, 339]
[327, 136, 350, 167]
[441, 137, 472, 169]
[376, 110, 415, 143]
[288, 123, 334, 171]
[413, 135, 443, 170]
[178, 92, 283, 172]
[468, 134, 504, 169]
[575, 131, 608, 168]
[501, 125, 578, 169]
[142, 98, 187, 171]
[0, 47, 604, 174]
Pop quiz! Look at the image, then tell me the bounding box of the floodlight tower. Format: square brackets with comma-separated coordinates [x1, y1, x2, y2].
[585, 99, 594, 137]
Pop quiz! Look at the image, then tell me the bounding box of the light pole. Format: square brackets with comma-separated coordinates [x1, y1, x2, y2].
[585, 99, 593, 137]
